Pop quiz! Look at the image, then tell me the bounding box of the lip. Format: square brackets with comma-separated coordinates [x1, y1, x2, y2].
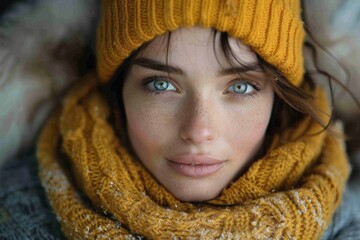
[166, 155, 226, 178]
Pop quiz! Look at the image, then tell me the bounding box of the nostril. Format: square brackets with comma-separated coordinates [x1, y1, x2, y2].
[180, 124, 217, 145]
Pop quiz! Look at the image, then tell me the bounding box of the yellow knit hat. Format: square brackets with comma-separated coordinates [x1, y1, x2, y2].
[96, 0, 305, 86]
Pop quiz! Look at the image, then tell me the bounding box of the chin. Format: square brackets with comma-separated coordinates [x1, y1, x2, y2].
[169, 183, 224, 202]
[0, 0, 97, 167]
[175, 191, 219, 202]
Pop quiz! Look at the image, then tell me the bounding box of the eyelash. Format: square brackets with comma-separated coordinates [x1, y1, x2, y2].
[141, 76, 178, 95]
[226, 79, 260, 99]
[140, 76, 260, 98]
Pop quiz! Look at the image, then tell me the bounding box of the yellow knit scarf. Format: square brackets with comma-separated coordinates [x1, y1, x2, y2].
[38, 74, 350, 239]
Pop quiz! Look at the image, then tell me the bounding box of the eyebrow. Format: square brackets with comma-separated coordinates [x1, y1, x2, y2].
[133, 57, 263, 77]
[219, 64, 263, 76]
[133, 58, 185, 75]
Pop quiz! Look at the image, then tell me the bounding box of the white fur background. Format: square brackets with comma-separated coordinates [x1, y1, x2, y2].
[303, 0, 360, 175]
[303, 0, 360, 120]
[0, 0, 97, 166]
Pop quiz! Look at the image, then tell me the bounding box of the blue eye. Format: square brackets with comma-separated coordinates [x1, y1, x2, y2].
[147, 78, 176, 92]
[228, 81, 255, 95]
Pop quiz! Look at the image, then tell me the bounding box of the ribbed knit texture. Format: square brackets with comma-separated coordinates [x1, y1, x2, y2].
[96, 0, 305, 86]
[37, 74, 350, 239]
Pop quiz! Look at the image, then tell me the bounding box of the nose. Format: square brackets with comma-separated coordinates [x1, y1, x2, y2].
[179, 96, 218, 145]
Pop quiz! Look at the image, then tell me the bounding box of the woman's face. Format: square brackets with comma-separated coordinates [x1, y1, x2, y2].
[123, 27, 274, 202]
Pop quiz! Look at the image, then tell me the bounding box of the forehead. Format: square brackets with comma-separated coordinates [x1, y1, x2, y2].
[137, 26, 258, 67]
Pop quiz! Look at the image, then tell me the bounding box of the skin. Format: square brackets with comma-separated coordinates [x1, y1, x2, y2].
[122, 26, 274, 202]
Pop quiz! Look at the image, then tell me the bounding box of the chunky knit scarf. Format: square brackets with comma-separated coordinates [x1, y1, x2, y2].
[37, 74, 350, 239]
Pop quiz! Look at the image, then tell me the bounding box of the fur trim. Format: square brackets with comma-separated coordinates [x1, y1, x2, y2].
[0, 0, 98, 166]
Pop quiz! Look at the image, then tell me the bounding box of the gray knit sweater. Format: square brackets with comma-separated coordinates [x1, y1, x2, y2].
[0, 153, 64, 239]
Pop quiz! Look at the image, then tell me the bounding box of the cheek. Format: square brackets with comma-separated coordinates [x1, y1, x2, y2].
[126, 107, 160, 154]
[228, 114, 266, 151]
[124, 99, 176, 157]
[226, 98, 273, 154]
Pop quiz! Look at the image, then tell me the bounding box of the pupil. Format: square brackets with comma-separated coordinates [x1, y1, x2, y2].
[155, 80, 168, 90]
[234, 83, 246, 93]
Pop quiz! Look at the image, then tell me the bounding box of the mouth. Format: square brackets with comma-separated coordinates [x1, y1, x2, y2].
[166, 155, 226, 178]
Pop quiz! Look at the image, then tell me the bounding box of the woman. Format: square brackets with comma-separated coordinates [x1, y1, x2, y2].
[26, 0, 360, 239]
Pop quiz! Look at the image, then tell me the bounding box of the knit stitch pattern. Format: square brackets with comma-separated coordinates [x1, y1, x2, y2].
[37, 74, 350, 239]
[96, 0, 305, 86]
